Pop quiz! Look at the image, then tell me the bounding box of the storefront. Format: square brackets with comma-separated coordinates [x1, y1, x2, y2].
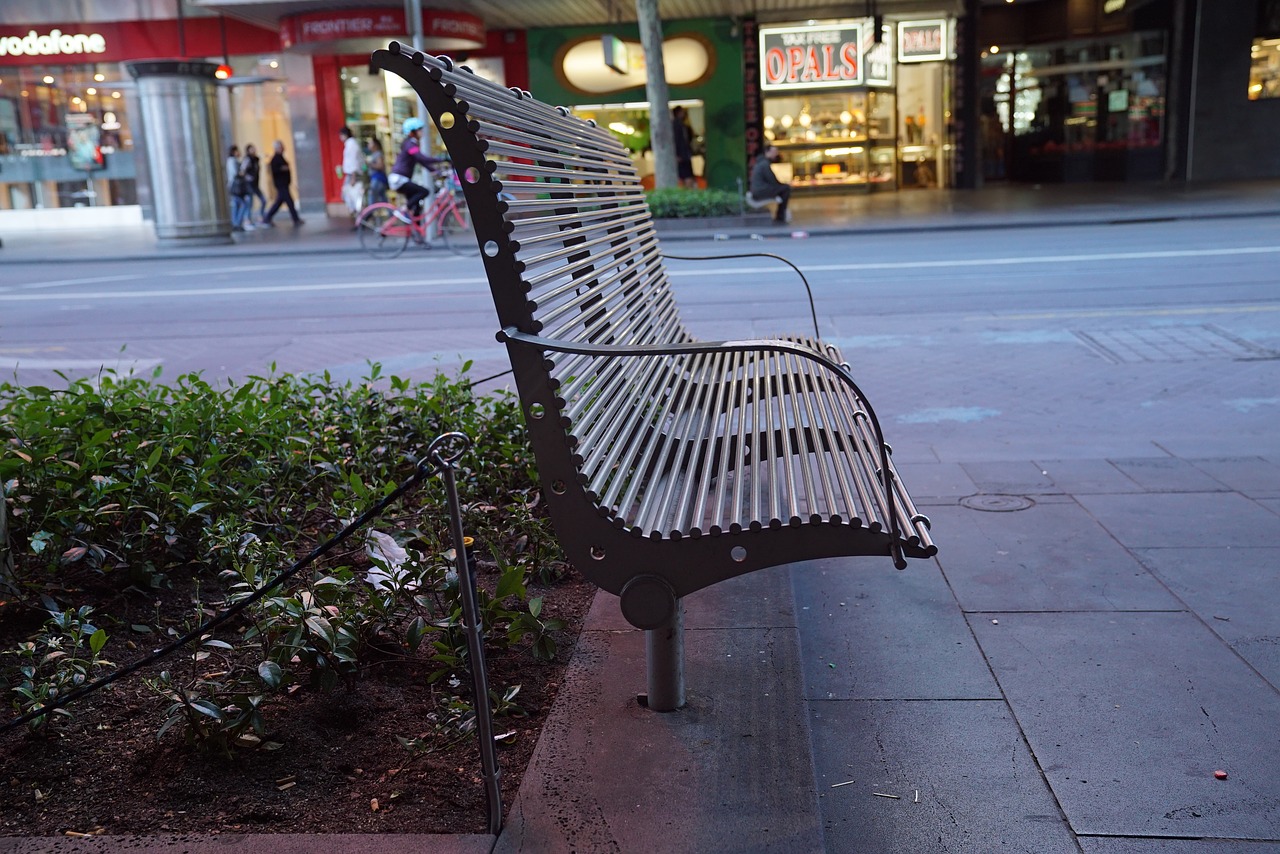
[276, 7, 527, 212]
[758, 16, 954, 193]
[979, 30, 1167, 183]
[0, 17, 278, 226]
[527, 18, 744, 193]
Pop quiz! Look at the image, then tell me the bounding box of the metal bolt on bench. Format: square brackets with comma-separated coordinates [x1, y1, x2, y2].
[371, 44, 938, 712]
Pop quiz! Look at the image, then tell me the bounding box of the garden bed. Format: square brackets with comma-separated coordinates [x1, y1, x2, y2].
[0, 366, 592, 836]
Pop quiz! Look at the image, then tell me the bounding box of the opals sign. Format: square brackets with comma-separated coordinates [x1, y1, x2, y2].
[898, 20, 948, 63]
[760, 23, 863, 90]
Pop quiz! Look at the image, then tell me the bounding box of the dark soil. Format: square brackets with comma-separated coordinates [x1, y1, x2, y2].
[0, 570, 597, 837]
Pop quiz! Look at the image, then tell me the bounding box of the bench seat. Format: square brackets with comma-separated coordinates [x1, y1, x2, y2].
[371, 44, 936, 707]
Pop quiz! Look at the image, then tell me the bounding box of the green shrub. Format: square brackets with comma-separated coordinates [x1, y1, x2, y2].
[645, 187, 741, 218]
[0, 364, 572, 749]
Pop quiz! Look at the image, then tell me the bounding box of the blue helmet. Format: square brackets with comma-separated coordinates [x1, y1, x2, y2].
[402, 116, 425, 134]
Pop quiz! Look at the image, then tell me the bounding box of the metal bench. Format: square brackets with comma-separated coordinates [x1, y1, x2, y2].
[371, 44, 937, 711]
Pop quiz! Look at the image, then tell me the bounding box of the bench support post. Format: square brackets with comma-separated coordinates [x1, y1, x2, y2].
[645, 598, 685, 711]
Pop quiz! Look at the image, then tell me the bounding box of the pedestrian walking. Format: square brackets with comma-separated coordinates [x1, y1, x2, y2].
[243, 143, 269, 224]
[339, 126, 365, 227]
[672, 105, 696, 189]
[749, 145, 792, 225]
[225, 144, 253, 231]
[261, 140, 304, 226]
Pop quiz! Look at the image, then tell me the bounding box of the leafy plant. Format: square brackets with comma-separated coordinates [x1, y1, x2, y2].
[3, 602, 112, 734]
[646, 187, 742, 218]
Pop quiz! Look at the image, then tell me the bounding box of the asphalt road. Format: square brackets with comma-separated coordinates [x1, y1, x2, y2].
[3, 218, 1277, 460]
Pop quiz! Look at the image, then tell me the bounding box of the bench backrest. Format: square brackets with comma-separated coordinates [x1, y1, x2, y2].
[376, 49, 683, 353]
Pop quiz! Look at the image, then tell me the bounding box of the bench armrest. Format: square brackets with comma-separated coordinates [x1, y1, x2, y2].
[662, 251, 822, 340]
[498, 325, 904, 559]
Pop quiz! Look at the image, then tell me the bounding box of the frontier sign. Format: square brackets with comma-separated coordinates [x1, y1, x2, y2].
[0, 29, 107, 57]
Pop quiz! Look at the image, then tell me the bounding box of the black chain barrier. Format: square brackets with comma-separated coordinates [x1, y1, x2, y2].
[0, 430, 503, 832]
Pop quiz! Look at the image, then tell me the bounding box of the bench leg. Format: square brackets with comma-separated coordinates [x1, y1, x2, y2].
[645, 597, 685, 712]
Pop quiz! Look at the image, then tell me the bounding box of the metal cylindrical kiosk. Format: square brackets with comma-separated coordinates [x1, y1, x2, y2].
[125, 60, 231, 246]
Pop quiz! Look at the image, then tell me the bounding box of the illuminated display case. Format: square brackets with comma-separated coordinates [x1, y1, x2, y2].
[762, 90, 896, 190]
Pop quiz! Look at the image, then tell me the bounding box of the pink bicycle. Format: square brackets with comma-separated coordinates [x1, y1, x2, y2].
[356, 173, 477, 259]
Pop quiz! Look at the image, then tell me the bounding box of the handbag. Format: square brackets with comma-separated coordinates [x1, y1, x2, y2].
[231, 174, 248, 197]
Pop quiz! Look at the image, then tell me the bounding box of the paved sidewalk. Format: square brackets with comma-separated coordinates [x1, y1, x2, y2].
[2, 181, 1279, 852]
[3, 179, 1279, 263]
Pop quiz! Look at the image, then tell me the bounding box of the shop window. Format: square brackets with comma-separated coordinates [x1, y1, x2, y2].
[0, 62, 136, 210]
[762, 91, 895, 188]
[1253, 0, 1280, 99]
[572, 101, 706, 189]
[983, 32, 1166, 183]
[1250, 39, 1280, 100]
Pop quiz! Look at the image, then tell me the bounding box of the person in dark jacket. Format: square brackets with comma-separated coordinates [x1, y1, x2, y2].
[749, 145, 791, 224]
[242, 143, 269, 224]
[261, 140, 304, 226]
[389, 116, 446, 219]
[672, 105, 696, 188]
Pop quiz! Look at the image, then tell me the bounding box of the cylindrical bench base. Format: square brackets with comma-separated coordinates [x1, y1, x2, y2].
[644, 598, 685, 712]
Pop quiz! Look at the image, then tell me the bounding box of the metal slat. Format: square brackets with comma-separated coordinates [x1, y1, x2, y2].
[669, 350, 729, 535]
[637, 350, 720, 535]
[797, 359, 871, 524]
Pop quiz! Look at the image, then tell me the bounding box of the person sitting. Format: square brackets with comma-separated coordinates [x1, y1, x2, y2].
[748, 145, 792, 225]
[389, 117, 446, 220]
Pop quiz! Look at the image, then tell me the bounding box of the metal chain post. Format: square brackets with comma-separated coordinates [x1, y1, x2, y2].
[433, 434, 503, 835]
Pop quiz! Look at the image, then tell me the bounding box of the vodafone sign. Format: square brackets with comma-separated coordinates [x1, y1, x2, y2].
[760, 23, 863, 90]
[0, 29, 106, 58]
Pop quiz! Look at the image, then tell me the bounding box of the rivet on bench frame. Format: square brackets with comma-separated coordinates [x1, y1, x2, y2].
[730, 546, 747, 563]
[551, 480, 567, 495]
[590, 546, 606, 560]
[483, 240, 500, 257]
[438, 112, 455, 130]
[528, 402, 545, 420]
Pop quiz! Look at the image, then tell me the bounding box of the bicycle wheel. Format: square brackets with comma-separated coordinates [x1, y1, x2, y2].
[439, 198, 479, 257]
[358, 204, 409, 260]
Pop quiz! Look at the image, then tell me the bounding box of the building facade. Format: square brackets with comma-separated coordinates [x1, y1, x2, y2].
[1, 0, 1276, 234]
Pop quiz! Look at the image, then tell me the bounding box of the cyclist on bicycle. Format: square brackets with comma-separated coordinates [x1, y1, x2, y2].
[389, 117, 446, 221]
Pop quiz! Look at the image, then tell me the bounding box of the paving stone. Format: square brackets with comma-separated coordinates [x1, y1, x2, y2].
[792, 560, 997, 700]
[971, 612, 1280, 839]
[497, 615, 823, 854]
[1134, 547, 1280, 688]
[1080, 839, 1280, 852]
[1188, 457, 1280, 499]
[1036, 458, 1142, 494]
[926, 503, 1179, 613]
[808, 699, 1076, 854]
[959, 460, 1060, 494]
[1109, 457, 1232, 492]
[1075, 492, 1280, 549]
[893, 462, 978, 503]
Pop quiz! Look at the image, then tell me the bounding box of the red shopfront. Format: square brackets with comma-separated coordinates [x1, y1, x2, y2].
[276, 7, 527, 209]
[0, 18, 278, 213]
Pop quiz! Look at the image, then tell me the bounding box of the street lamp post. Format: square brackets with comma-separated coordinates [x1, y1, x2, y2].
[636, 0, 677, 190]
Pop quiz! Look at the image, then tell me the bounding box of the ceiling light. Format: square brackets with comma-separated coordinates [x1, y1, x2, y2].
[990, 45, 1001, 54]
[94, 73, 105, 82]
[43, 75, 55, 84]
[86, 87, 97, 95]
